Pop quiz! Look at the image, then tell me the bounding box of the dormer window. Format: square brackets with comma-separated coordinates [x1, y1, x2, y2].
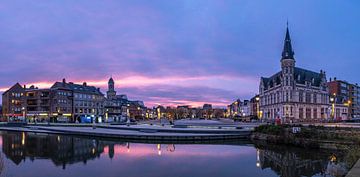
[312, 78, 315, 84]
[297, 75, 301, 81]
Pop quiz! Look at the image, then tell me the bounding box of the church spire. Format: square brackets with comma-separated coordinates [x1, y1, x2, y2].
[281, 23, 295, 60]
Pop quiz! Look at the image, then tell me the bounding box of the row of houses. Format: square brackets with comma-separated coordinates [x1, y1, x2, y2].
[1, 77, 229, 122]
[153, 104, 226, 120]
[227, 96, 259, 119]
[1, 78, 145, 123]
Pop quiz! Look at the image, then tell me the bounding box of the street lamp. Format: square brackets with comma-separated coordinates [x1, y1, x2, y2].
[105, 109, 109, 123]
[255, 96, 260, 120]
[22, 107, 26, 123]
[330, 97, 335, 119]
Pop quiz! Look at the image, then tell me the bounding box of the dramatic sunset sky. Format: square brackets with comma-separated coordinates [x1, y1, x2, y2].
[0, 0, 359, 107]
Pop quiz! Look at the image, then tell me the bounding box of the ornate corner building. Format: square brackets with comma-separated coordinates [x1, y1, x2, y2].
[259, 26, 330, 122]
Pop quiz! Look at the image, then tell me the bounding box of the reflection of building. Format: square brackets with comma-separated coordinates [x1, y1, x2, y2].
[259, 25, 329, 122]
[1, 132, 113, 169]
[256, 145, 347, 177]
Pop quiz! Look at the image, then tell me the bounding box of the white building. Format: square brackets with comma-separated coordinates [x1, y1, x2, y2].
[259, 25, 330, 123]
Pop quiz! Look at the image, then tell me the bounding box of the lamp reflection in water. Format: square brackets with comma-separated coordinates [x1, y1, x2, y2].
[127, 143, 130, 153]
[157, 144, 162, 156]
[256, 149, 261, 168]
[21, 132, 25, 145]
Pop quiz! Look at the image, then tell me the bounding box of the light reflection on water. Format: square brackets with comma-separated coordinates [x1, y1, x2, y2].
[0, 131, 353, 177]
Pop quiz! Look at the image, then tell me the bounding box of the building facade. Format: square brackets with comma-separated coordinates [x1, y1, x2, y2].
[104, 77, 147, 121]
[259, 26, 330, 122]
[51, 79, 104, 122]
[250, 95, 260, 118]
[328, 78, 360, 118]
[24, 87, 52, 121]
[2, 83, 26, 121]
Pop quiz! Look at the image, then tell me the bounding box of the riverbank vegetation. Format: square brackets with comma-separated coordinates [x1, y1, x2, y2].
[252, 124, 360, 149]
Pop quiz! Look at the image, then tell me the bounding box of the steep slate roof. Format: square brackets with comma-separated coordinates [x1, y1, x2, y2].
[108, 77, 114, 84]
[261, 67, 323, 90]
[294, 67, 322, 87]
[261, 71, 282, 89]
[282, 26, 295, 60]
[51, 82, 103, 95]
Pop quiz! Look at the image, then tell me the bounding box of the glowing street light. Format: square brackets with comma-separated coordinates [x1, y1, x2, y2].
[330, 96, 335, 119]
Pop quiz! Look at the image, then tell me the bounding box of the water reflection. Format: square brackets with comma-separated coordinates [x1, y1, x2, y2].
[254, 143, 349, 177]
[0, 131, 355, 177]
[1, 132, 179, 169]
[2, 132, 109, 169]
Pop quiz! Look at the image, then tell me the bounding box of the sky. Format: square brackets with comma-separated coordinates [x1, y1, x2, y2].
[0, 0, 360, 108]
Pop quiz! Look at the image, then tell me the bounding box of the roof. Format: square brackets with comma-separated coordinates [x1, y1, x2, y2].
[261, 71, 282, 89]
[108, 77, 114, 84]
[261, 67, 323, 90]
[294, 67, 322, 86]
[281, 26, 295, 60]
[2, 83, 24, 95]
[51, 82, 103, 95]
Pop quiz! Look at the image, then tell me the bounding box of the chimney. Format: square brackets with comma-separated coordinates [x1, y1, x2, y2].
[23, 85, 26, 89]
[83, 82, 87, 86]
[334, 77, 337, 81]
[62, 78, 66, 83]
[330, 78, 332, 82]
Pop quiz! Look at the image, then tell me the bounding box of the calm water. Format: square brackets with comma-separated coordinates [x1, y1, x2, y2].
[0, 131, 354, 177]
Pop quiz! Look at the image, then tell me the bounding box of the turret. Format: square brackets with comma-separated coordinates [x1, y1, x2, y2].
[107, 77, 116, 99]
[281, 23, 295, 87]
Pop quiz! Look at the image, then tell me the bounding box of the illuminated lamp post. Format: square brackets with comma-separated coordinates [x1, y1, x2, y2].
[330, 97, 335, 119]
[255, 96, 260, 120]
[345, 100, 351, 120]
[105, 109, 109, 123]
[157, 107, 161, 125]
[22, 107, 26, 123]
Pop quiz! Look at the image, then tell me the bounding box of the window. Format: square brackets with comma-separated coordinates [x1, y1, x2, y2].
[286, 77, 289, 86]
[313, 94, 317, 104]
[306, 108, 311, 119]
[313, 108, 317, 119]
[286, 92, 289, 102]
[321, 108, 325, 118]
[306, 92, 311, 103]
[299, 108, 304, 119]
[299, 90, 303, 102]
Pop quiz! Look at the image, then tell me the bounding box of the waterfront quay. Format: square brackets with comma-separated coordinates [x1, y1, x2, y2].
[0, 120, 255, 142]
